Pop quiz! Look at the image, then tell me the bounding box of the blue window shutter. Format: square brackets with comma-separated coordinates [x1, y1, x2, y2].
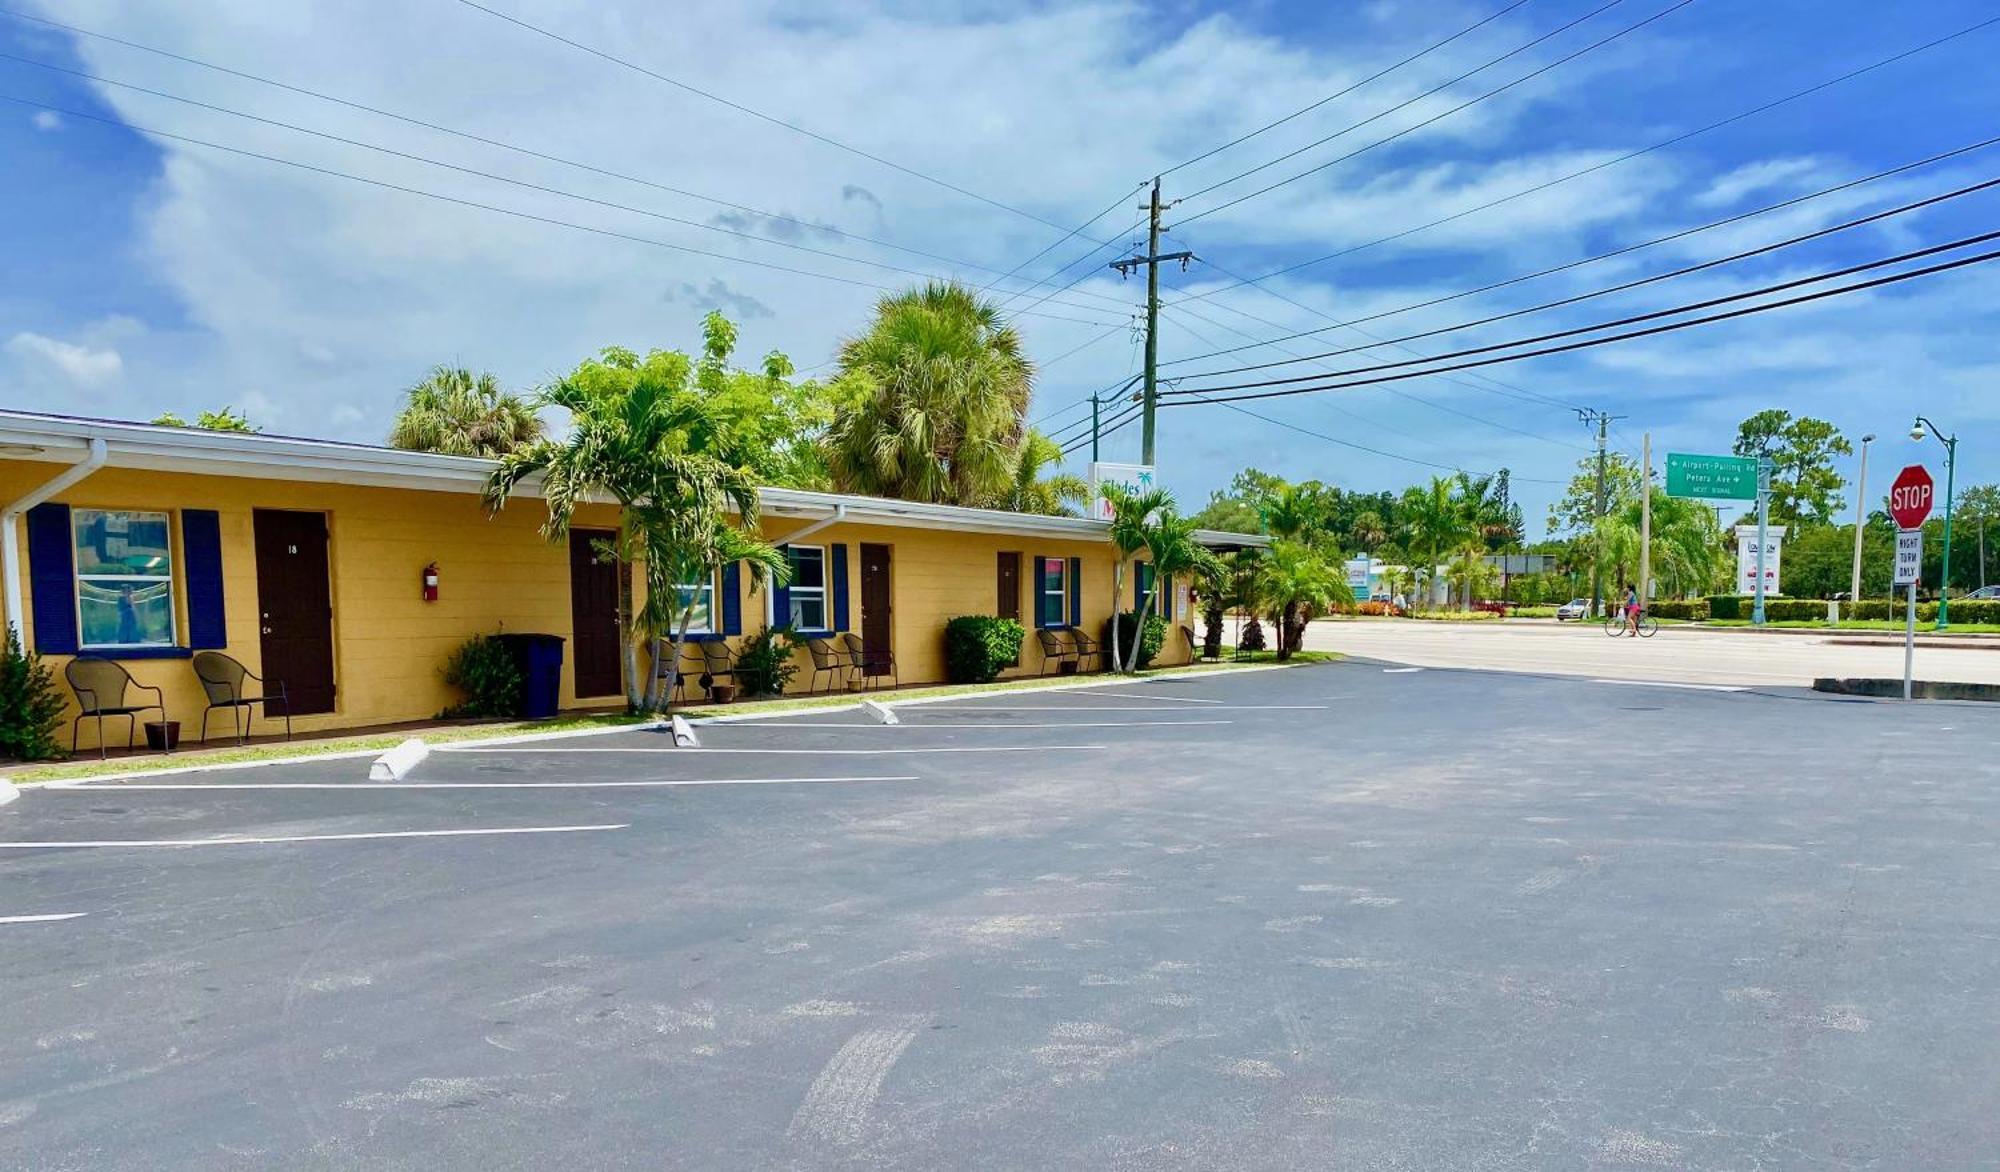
[772, 545, 792, 629]
[182, 509, 227, 650]
[831, 543, 850, 632]
[1032, 556, 1049, 629]
[1068, 557, 1082, 627]
[721, 562, 742, 635]
[25, 503, 78, 654]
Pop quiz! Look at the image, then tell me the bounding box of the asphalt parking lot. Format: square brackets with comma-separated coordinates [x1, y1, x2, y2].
[4, 664, 2000, 1170]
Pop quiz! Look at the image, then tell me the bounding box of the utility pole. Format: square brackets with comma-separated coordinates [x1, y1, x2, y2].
[1849, 433, 1875, 621]
[1640, 432, 1652, 617]
[1576, 408, 1625, 618]
[1090, 391, 1101, 464]
[1110, 177, 1194, 468]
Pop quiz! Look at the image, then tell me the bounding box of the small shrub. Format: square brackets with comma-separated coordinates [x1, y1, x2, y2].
[1352, 599, 1404, 617]
[1707, 595, 1743, 621]
[734, 626, 803, 696]
[1470, 600, 1509, 616]
[441, 633, 524, 718]
[0, 629, 66, 761]
[1647, 599, 1709, 621]
[944, 615, 1025, 684]
[1105, 611, 1167, 669]
[1238, 616, 1267, 651]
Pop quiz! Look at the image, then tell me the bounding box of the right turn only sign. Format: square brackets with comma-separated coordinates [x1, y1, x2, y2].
[1895, 529, 1923, 586]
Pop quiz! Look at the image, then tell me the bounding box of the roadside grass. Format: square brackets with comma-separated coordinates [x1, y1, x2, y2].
[5, 657, 1329, 784]
[1509, 606, 1560, 618]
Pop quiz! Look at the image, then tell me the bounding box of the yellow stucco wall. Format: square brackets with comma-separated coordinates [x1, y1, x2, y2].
[3, 458, 1196, 752]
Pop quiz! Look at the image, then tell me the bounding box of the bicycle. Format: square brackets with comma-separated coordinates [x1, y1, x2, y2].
[1602, 610, 1659, 638]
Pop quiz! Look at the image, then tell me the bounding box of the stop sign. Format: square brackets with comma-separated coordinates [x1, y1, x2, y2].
[1889, 464, 1935, 530]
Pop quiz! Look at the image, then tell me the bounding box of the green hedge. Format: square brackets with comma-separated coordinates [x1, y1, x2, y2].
[1647, 599, 1708, 621]
[944, 615, 1026, 684]
[1707, 595, 1742, 621]
[1106, 611, 1167, 669]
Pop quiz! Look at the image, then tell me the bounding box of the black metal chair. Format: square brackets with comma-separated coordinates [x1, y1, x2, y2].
[193, 651, 291, 745]
[841, 632, 898, 690]
[1065, 625, 1105, 671]
[656, 640, 706, 703]
[64, 657, 167, 759]
[805, 636, 857, 694]
[1036, 627, 1078, 675]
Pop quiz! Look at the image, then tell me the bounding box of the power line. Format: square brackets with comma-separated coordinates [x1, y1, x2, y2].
[1161, 0, 1534, 179]
[0, 7, 1137, 314]
[0, 91, 1117, 327]
[1169, 13, 2000, 306]
[1160, 130, 2000, 366]
[979, 185, 1145, 299]
[1177, 0, 1685, 223]
[1167, 235, 2000, 404]
[0, 50, 1137, 326]
[1173, 171, 2000, 381]
[453, 0, 1080, 236]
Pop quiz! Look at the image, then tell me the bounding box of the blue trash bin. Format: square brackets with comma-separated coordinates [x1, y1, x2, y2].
[497, 634, 565, 719]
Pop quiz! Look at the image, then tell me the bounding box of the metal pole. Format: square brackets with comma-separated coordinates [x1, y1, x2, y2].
[1849, 435, 1872, 619]
[1904, 580, 1917, 701]
[1639, 432, 1652, 616]
[1090, 392, 1100, 464]
[1752, 454, 1772, 625]
[1938, 434, 1957, 630]
[1591, 414, 1608, 618]
[1140, 177, 1163, 467]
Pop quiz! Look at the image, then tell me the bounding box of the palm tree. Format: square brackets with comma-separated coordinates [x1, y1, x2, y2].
[1592, 489, 1725, 601]
[1251, 540, 1352, 659]
[1129, 511, 1220, 671]
[391, 367, 544, 457]
[1399, 476, 1472, 609]
[992, 429, 1089, 516]
[484, 370, 778, 711]
[1350, 510, 1388, 553]
[824, 281, 1033, 505]
[1263, 482, 1325, 541]
[1446, 541, 1499, 609]
[1102, 481, 1173, 674]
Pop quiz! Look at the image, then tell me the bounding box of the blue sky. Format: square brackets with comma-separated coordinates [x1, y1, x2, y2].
[4, 0, 1998, 534]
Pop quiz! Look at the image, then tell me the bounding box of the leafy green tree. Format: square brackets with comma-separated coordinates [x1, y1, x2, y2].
[1590, 489, 1727, 599]
[826, 281, 1032, 504]
[388, 367, 543, 457]
[1732, 409, 1853, 526]
[1458, 470, 1523, 551]
[1250, 540, 1352, 658]
[1102, 481, 1173, 674]
[1446, 541, 1499, 607]
[484, 366, 782, 712]
[1350, 509, 1389, 553]
[1189, 467, 1286, 533]
[994, 430, 1089, 516]
[152, 406, 256, 432]
[1128, 511, 1220, 671]
[1547, 451, 1641, 536]
[1399, 475, 1474, 606]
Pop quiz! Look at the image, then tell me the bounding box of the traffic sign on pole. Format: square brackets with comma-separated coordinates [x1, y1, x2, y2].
[1889, 464, 1935, 530]
[1894, 529, 1923, 586]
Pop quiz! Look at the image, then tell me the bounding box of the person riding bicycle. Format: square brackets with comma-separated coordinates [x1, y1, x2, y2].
[1623, 584, 1642, 637]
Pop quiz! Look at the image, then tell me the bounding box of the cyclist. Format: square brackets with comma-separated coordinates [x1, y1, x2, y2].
[1623, 584, 1642, 637]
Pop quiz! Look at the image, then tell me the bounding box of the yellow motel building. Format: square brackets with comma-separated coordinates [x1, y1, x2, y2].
[0, 410, 1260, 752]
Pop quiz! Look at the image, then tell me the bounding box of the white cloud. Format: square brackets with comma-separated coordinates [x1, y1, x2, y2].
[1692, 157, 1826, 209]
[31, 109, 61, 131]
[5, 332, 124, 387]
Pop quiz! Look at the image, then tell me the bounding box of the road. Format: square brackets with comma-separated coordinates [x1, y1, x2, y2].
[5, 666, 2000, 1168]
[1300, 617, 2000, 687]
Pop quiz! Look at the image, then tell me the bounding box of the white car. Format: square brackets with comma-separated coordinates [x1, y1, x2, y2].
[1555, 598, 1592, 622]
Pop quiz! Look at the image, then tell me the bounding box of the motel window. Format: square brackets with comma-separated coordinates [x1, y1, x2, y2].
[674, 575, 716, 635]
[71, 508, 177, 649]
[788, 545, 827, 631]
[1039, 556, 1067, 628]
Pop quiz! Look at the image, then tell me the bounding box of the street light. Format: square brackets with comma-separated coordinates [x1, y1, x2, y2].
[1911, 415, 1959, 629]
[1849, 433, 1875, 618]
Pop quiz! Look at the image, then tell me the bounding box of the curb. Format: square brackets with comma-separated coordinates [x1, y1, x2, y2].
[367, 738, 430, 781]
[1813, 677, 2000, 702]
[0, 779, 17, 808]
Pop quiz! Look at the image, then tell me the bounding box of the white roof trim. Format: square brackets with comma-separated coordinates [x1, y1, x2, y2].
[0, 410, 1267, 547]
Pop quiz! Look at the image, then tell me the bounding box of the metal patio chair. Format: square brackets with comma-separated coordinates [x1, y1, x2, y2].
[841, 632, 898, 690]
[804, 636, 857, 694]
[1065, 625, 1106, 672]
[697, 640, 737, 695]
[656, 640, 706, 703]
[192, 651, 292, 746]
[64, 657, 167, 759]
[1036, 627, 1078, 675]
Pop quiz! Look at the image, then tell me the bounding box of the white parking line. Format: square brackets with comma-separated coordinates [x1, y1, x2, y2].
[42, 777, 921, 792]
[0, 912, 88, 924]
[898, 705, 1326, 712]
[440, 745, 1106, 756]
[720, 720, 1233, 729]
[1382, 668, 1424, 674]
[1068, 691, 1226, 705]
[0, 824, 628, 849]
[1590, 679, 1747, 693]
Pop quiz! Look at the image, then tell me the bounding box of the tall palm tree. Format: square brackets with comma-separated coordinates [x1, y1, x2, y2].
[1399, 475, 1472, 608]
[1102, 481, 1173, 674]
[1251, 540, 1352, 659]
[1350, 510, 1388, 553]
[1132, 511, 1221, 670]
[825, 282, 1033, 505]
[391, 367, 544, 457]
[484, 371, 778, 711]
[992, 429, 1090, 516]
[1263, 482, 1325, 541]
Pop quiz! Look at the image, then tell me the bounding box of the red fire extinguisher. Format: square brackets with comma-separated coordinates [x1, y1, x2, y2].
[422, 562, 440, 602]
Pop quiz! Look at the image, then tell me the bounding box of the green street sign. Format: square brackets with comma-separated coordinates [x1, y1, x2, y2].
[1665, 452, 1758, 500]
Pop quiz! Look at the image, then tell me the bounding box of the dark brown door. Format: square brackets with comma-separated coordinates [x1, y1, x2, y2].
[253, 509, 335, 716]
[569, 529, 624, 697]
[996, 552, 1021, 621]
[860, 543, 893, 678]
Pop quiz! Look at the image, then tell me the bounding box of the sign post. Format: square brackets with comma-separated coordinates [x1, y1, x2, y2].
[1889, 464, 1936, 701]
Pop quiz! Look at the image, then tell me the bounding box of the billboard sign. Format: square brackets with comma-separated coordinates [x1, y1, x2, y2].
[1087, 462, 1156, 521]
[1734, 525, 1787, 597]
